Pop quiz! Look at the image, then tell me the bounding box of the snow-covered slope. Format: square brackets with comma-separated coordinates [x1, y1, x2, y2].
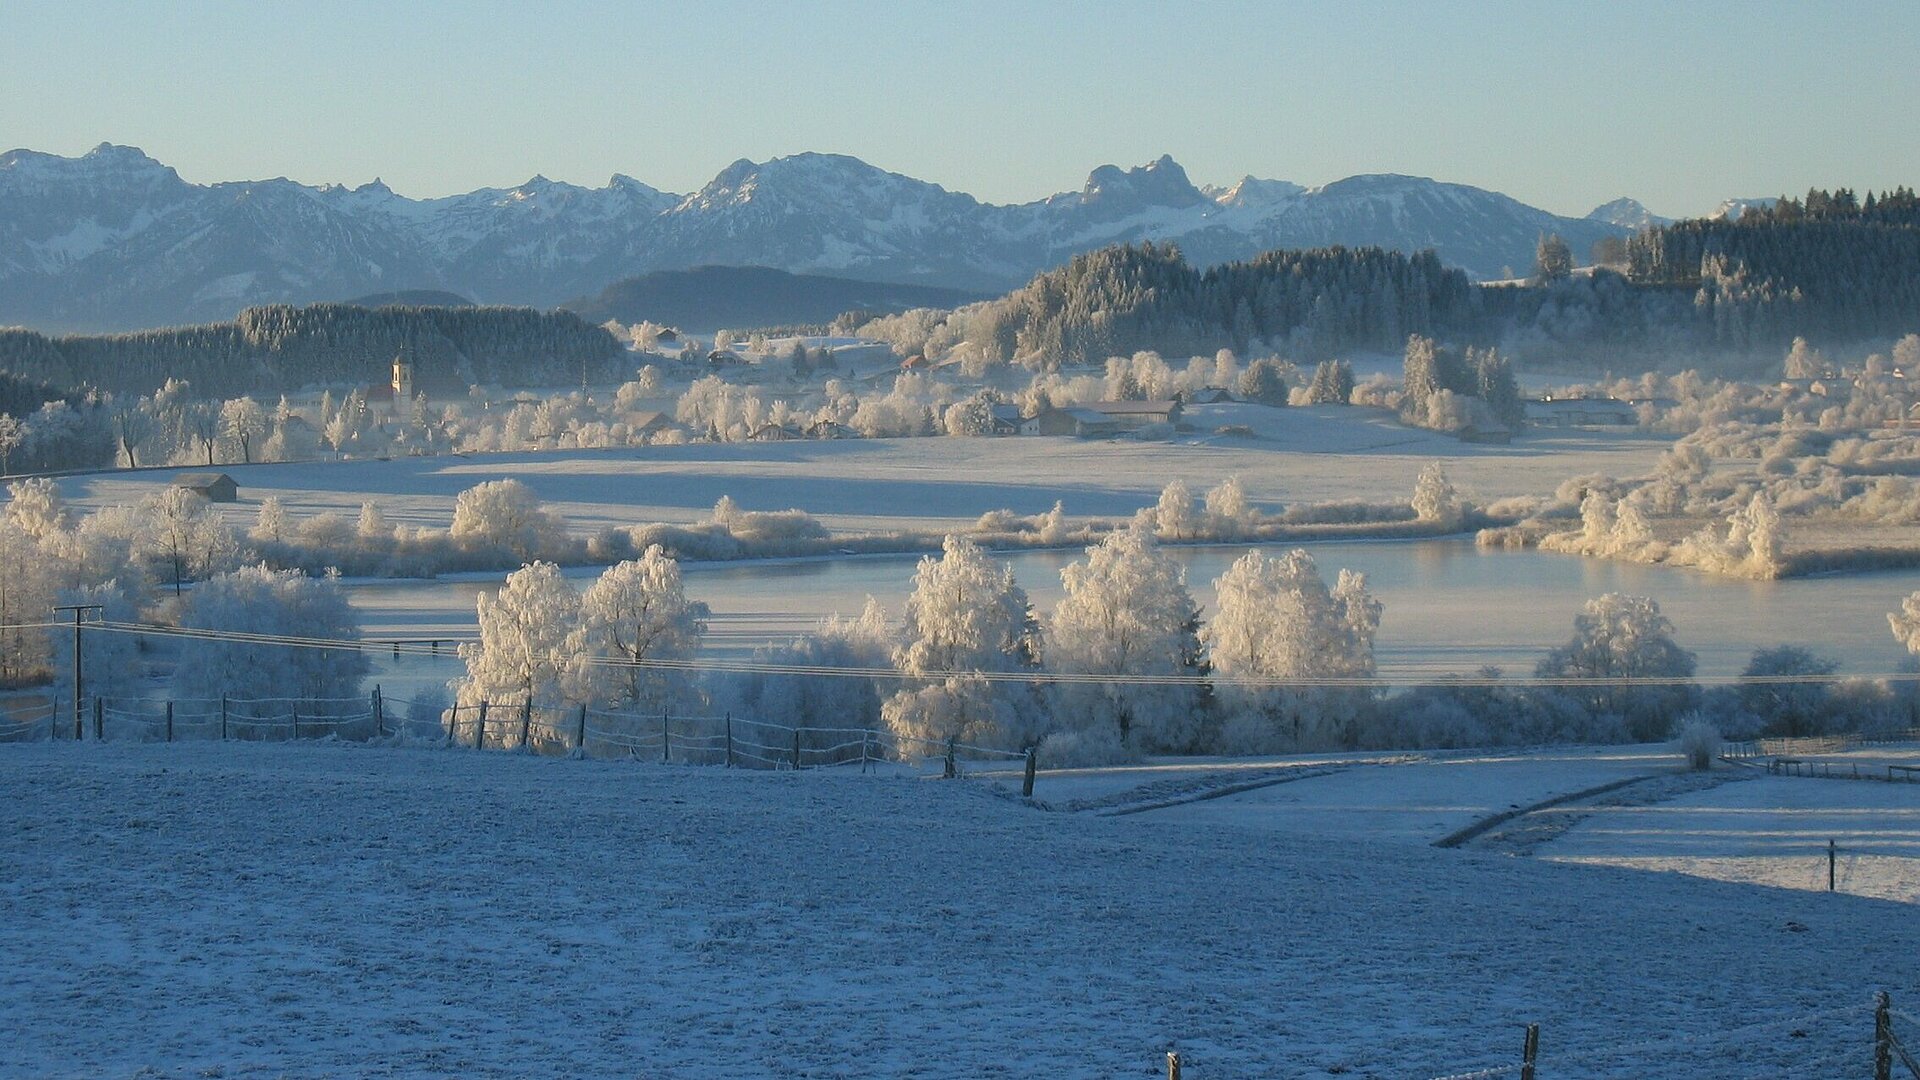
[1586, 196, 1671, 230]
[0, 741, 1910, 1077]
[0, 144, 1638, 330]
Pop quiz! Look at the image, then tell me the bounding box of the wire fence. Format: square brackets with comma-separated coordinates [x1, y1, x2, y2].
[7, 689, 1042, 793]
[430, 697, 1034, 788]
[1394, 991, 1904, 1080]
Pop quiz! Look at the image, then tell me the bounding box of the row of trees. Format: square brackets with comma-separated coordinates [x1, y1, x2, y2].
[0, 303, 622, 399]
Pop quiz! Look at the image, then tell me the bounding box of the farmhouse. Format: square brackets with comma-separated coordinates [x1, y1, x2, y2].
[1524, 396, 1636, 427]
[987, 404, 1024, 436]
[172, 472, 238, 503]
[749, 422, 802, 442]
[805, 419, 855, 439]
[1020, 406, 1124, 437]
[1082, 399, 1184, 428]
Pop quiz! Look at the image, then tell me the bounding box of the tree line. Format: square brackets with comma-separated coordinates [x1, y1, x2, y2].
[0, 303, 622, 399]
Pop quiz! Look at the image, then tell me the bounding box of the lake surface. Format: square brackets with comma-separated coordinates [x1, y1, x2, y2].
[348, 539, 1920, 704]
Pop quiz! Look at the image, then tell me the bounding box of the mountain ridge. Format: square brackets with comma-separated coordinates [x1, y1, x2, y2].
[2, 144, 1633, 332]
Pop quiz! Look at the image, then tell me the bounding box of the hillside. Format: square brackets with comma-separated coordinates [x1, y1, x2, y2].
[562, 265, 987, 330]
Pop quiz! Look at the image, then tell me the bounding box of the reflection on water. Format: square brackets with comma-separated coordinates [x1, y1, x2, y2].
[350, 538, 1920, 702]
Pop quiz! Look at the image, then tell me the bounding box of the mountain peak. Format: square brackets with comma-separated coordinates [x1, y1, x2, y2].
[1586, 196, 1668, 229]
[1214, 175, 1306, 209]
[1080, 155, 1205, 209]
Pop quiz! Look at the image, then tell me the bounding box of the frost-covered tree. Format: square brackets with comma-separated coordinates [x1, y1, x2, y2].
[881, 674, 1018, 754]
[1237, 358, 1288, 405]
[1410, 462, 1464, 529]
[568, 546, 709, 711]
[1887, 591, 1920, 658]
[1533, 233, 1573, 283]
[885, 536, 1040, 753]
[1306, 359, 1354, 405]
[45, 583, 143, 715]
[454, 561, 580, 712]
[1047, 524, 1204, 752]
[139, 486, 242, 595]
[1537, 593, 1696, 741]
[1203, 476, 1256, 538]
[0, 415, 24, 475]
[1202, 549, 1380, 751]
[1782, 336, 1827, 380]
[1154, 479, 1200, 540]
[355, 501, 392, 545]
[732, 598, 893, 736]
[251, 496, 289, 544]
[219, 397, 267, 464]
[894, 535, 1038, 677]
[1737, 645, 1839, 738]
[0, 515, 54, 685]
[449, 479, 568, 561]
[170, 565, 368, 710]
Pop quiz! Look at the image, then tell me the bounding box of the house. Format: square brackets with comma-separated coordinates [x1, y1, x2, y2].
[749, 422, 802, 442]
[1524, 396, 1637, 427]
[628, 411, 682, 441]
[172, 472, 238, 503]
[988, 404, 1024, 436]
[707, 349, 747, 368]
[1081, 399, 1184, 428]
[1019, 406, 1123, 438]
[900, 354, 931, 371]
[806, 418, 856, 440]
[1182, 386, 1236, 405]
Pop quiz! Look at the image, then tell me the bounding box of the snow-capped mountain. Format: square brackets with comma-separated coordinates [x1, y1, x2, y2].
[0, 143, 1638, 331]
[1586, 197, 1671, 230]
[1710, 197, 1780, 222]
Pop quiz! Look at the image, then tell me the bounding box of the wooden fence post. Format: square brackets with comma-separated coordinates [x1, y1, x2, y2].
[372, 686, 383, 738]
[1830, 838, 1838, 892]
[220, 695, 228, 741]
[1022, 747, 1037, 798]
[93, 697, 102, 741]
[165, 700, 173, 743]
[1877, 992, 1893, 1080]
[662, 709, 671, 764]
[1166, 1050, 1181, 1080]
[725, 712, 733, 768]
[476, 700, 488, 750]
[576, 703, 588, 753]
[520, 698, 532, 751]
[861, 729, 872, 773]
[1521, 1022, 1540, 1080]
[291, 706, 299, 741]
[792, 725, 803, 770]
[944, 734, 957, 779]
[445, 705, 457, 748]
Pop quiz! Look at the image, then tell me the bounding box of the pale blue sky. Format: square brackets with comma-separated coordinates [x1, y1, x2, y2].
[5, 0, 1917, 217]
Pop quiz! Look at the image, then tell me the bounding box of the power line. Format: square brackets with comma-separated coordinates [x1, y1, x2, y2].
[65, 619, 1920, 690]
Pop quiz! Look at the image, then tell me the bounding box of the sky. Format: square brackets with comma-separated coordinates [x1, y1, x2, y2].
[5, 0, 1918, 218]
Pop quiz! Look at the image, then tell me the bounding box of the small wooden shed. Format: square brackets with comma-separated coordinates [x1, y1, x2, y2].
[172, 472, 238, 503]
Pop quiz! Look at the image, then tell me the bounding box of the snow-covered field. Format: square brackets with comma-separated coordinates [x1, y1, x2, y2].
[56, 415, 1669, 536]
[3, 742, 1915, 1078]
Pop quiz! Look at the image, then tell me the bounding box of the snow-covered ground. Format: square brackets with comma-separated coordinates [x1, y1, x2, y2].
[3, 742, 1915, 1078]
[1543, 771, 1920, 903]
[56, 418, 1669, 537]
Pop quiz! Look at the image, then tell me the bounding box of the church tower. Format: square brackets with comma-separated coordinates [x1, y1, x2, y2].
[391, 350, 415, 406]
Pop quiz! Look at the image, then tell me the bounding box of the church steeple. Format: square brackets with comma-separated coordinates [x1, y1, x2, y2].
[391, 347, 414, 403]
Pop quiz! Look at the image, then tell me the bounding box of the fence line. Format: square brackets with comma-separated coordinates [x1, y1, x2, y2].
[13, 689, 1042, 794]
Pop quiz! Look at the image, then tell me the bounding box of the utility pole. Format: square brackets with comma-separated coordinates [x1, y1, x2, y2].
[52, 604, 103, 740]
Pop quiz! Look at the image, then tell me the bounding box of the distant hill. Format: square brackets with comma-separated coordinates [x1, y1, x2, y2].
[344, 289, 475, 308]
[562, 265, 988, 330]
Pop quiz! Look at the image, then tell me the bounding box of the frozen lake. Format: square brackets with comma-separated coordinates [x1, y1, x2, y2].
[348, 539, 1920, 700]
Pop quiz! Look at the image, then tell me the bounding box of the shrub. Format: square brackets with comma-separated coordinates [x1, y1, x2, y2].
[1674, 715, 1721, 771]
